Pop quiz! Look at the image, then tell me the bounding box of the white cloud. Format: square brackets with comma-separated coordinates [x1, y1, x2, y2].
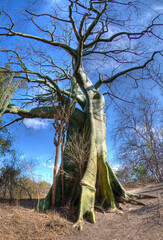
[42, 162, 54, 169]
[42, 160, 61, 171]
[23, 118, 49, 130]
[20, 154, 27, 160]
[153, 5, 163, 12]
[112, 164, 121, 172]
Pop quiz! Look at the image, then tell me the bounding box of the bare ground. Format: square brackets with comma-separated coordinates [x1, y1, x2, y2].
[0, 182, 162, 240]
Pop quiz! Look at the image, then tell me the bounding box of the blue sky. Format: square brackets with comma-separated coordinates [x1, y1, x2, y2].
[1, 0, 163, 184]
[0, 0, 67, 183]
[13, 119, 55, 183]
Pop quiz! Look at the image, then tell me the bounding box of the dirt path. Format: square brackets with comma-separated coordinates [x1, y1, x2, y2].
[0, 183, 162, 240]
[60, 182, 163, 240]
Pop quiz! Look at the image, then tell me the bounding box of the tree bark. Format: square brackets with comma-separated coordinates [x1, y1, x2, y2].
[51, 143, 61, 208]
[37, 91, 127, 226]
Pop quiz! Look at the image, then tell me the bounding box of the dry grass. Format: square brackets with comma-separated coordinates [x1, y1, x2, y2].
[0, 202, 72, 240]
[0, 182, 162, 240]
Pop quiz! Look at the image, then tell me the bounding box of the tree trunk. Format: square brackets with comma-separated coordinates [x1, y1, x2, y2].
[37, 92, 128, 226]
[51, 140, 61, 208]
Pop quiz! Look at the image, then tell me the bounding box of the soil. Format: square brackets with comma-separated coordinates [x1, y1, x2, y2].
[0, 182, 162, 240]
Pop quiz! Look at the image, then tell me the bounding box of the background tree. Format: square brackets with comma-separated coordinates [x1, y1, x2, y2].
[38, 181, 51, 195]
[0, 69, 19, 156]
[18, 176, 34, 199]
[0, 0, 162, 227]
[0, 120, 13, 157]
[113, 94, 163, 182]
[0, 67, 21, 118]
[115, 166, 132, 184]
[0, 153, 37, 200]
[0, 158, 21, 200]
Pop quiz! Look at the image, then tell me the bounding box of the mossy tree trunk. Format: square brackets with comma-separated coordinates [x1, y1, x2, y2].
[38, 90, 127, 226]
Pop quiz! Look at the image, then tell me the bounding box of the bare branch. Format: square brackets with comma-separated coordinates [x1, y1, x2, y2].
[79, 13, 89, 37]
[84, 15, 163, 50]
[0, 21, 76, 56]
[0, 117, 23, 131]
[94, 51, 161, 89]
[83, 0, 107, 42]
[25, 9, 71, 23]
[69, 1, 80, 41]
[2, 9, 14, 30]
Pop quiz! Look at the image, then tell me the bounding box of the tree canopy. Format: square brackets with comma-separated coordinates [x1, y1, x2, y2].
[0, 0, 162, 114]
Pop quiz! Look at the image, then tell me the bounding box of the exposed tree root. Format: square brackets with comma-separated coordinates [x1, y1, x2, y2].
[125, 191, 157, 200]
[119, 196, 145, 206]
[95, 205, 105, 214]
[118, 191, 157, 206]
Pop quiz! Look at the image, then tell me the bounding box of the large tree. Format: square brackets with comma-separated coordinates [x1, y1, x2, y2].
[113, 94, 163, 182]
[0, 0, 162, 227]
